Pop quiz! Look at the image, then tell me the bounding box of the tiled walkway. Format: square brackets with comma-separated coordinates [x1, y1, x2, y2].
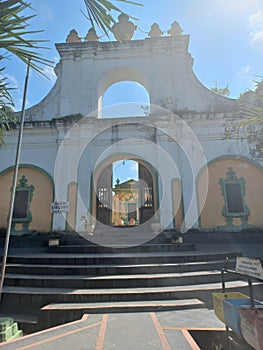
[0, 308, 226, 350]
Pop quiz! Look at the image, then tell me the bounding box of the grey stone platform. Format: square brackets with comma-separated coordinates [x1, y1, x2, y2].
[0, 309, 255, 350]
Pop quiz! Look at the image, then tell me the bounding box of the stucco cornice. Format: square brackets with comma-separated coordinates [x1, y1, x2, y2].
[55, 35, 190, 60]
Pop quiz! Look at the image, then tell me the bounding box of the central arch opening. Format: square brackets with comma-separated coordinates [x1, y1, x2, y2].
[95, 159, 157, 227]
[102, 81, 150, 118]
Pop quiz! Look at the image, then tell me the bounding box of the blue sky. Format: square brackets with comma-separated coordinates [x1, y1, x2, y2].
[113, 160, 138, 184]
[2, 0, 263, 113]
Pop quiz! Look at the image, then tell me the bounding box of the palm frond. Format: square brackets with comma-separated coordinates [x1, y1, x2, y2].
[0, 66, 16, 146]
[83, 0, 142, 37]
[0, 0, 53, 73]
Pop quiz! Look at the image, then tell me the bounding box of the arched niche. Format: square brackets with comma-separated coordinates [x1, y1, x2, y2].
[197, 157, 263, 230]
[0, 165, 54, 233]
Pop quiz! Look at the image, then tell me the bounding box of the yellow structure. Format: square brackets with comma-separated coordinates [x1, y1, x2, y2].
[112, 179, 141, 226]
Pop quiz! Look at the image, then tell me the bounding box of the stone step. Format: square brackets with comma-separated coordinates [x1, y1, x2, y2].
[5, 259, 236, 276]
[42, 298, 205, 313]
[60, 230, 173, 245]
[37, 299, 204, 330]
[3, 280, 262, 315]
[0, 313, 38, 325]
[48, 243, 195, 254]
[76, 230, 172, 248]
[3, 299, 205, 334]
[6, 250, 241, 265]
[184, 231, 263, 244]
[0, 245, 248, 335]
[3, 270, 241, 289]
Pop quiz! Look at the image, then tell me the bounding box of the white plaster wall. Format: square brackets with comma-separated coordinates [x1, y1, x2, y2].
[2, 110, 261, 233]
[188, 117, 252, 163]
[3, 21, 261, 232]
[22, 35, 237, 122]
[0, 126, 58, 177]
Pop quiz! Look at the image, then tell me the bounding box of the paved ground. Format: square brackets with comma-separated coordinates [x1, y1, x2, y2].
[0, 308, 231, 350]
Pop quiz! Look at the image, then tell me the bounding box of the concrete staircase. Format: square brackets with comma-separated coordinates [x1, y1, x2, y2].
[1, 231, 260, 333]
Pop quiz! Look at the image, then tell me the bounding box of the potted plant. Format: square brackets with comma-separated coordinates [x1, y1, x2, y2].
[81, 213, 95, 235]
[151, 215, 163, 234]
[48, 231, 60, 246]
[172, 233, 183, 244]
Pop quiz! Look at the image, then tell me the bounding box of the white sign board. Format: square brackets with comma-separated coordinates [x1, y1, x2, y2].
[51, 201, 69, 214]
[236, 256, 263, 280]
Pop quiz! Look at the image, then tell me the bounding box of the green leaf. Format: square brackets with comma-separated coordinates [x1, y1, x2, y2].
[0, 66, 16, 147]
[83, 0, 142, 37]
[0, 0, 53, 73]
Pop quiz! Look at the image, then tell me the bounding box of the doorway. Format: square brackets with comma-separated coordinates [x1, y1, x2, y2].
[95, 160, 156, 226]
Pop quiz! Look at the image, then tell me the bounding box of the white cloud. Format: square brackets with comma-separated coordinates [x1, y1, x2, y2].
[238, 65, 251, 76]
[250, 29, 263, 46]
[249, 9, 263, 26]
[39, 6, 54, 21]
[13, 98, 31, 112]
[42, 65, 57, 83]
[0, 73, 19, 89]
[235, 65, 255, 94]
[130, 162, 138, 172]
[5, 74, 19, 89]
[249, 9, 263, 48]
